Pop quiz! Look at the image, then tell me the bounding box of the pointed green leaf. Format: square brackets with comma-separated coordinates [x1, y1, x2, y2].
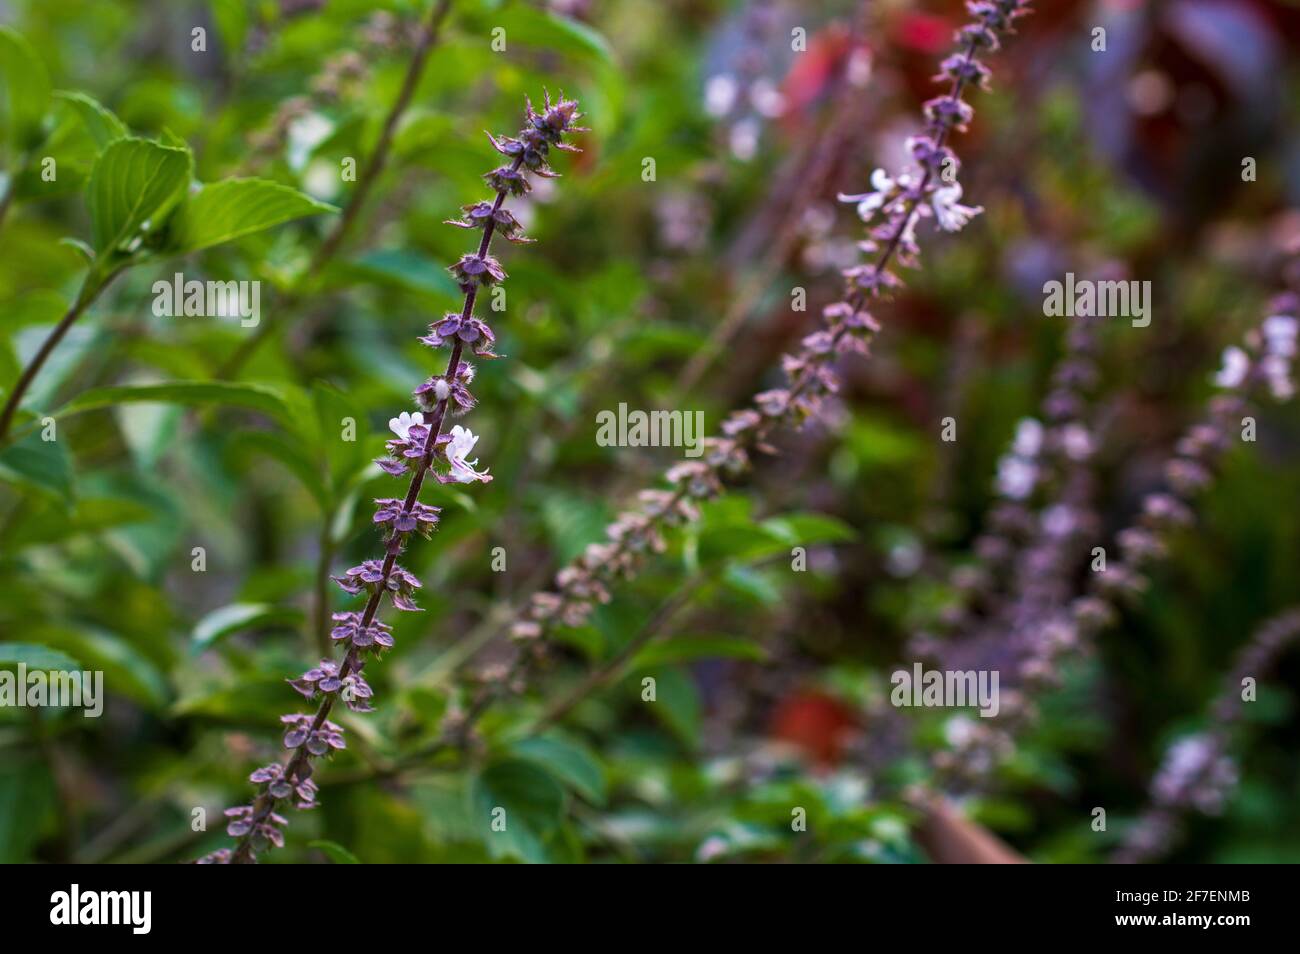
[510, 735, 607, 806]
[29, 624, 169, 709]
[0, 643, 82, 671]
[762, 512, 857, 545]
[0, 27, 51, 150]
[193, 602, 303, 650]
[55, 90, 127, 147]
[54, 381, 294, 427]
[470, 760, 566, 864]
[630, 635, 768, 669]
[0, 427, 73, 500]
[86, 137, 192, 254]
[170, 178, 336, 254]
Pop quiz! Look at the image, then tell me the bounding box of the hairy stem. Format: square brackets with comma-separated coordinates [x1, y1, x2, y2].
[228, 155, 523, 864]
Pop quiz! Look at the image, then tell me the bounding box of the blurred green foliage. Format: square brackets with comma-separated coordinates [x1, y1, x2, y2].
[1, 0, 1298, 864]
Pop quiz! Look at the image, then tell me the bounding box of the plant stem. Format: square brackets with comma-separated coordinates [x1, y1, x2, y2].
[530, 579, 703, 732]
[229, 155, 522, 863]
[311, 523, 335, 655]
[0, 177, 15, 234]
[0, 270, 110, 445]
[413, 36, 988, 758]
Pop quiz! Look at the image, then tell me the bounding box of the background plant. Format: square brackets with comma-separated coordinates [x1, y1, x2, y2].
[2, 0, 1299, 865]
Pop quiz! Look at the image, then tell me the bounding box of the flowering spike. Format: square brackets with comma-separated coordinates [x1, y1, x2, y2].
[216, 93, 583, 863]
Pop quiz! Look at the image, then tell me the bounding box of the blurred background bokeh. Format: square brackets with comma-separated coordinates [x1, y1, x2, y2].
[1, 0, 1298, 863]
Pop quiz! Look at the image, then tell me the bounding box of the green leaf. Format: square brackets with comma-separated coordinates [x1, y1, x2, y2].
[55, 90, 127, 147]
[0, 642, 82, 671]
[0, 27, 51, 150]
[335, 249, 460, 299]
[503, 7, 615, 70]
[170, 178, 336, 254]
[307, 839, 361, 864]
[28, 624, 169, 709]
[642, 666, 700, 748]
[470, 760, 566, 863]
[192, 603, 303, 650]
[54, 381, 294, 427]
[59, 238, 95, 262]
[510, 734, 607, 805]
[762, 512, 857, 546]
[309, 379, 367, 489]
[0, 758, 54, 862]
[86, 137, 193, 254]
[115, 400, 181, 471]
[630, 635, 768, 669]
[210, 0, 251, 58]
[4, 496, 153, 549]
[696, 522, 788, 565]
[0, 427, 73, 501]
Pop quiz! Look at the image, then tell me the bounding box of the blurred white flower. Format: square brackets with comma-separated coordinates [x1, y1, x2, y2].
[1213, 346, 1250, 389]
[931, 182, 982, 232]
[839, 168, 896, 222]
[997, 455, 1037, 500]
[729, 117, 760, 161]
[749, 77, 786, 118]
[1263, 314, 1297, 358]
[1262, 354, 1295, 400]
[1060, 423, 1093, 461]
[944, 715, 977, 747]
[1041, 503, 1076, 538]
[704, 74, 739, 118]
[1012, 418, 1043, 457]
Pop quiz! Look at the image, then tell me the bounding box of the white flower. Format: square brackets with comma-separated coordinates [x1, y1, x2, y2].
[1012, 418, 1044, 457]
[388, 411, 424, 441]
[930, 182, 982, 232]
[1060, 423, 1093, 461]
[1262, 353, 1295, 401]
[703, 74, 738, 118]
[997, 455, 1037, 500]
[286, 112, 334, 172]
[1213, 346, 1250, 389]
[944, 715, 977, 748]
[1263, 314, 1297, 358]
[728, 117, 760, 161]
[444, 425, 491, 483]
[838, 168, 896, 222]
[749, 78, 785, 118]
[1041, 503, 1076, 538]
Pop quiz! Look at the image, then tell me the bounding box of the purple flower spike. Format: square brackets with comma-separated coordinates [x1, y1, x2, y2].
[218, 90, 584, 864]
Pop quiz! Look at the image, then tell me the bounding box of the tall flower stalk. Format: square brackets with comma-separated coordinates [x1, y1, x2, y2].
[436, 1, 1035, 753]
[202, 93, 585, 864]
[929, 298, 1299, 788]
[1113, 606, 1300, 864]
